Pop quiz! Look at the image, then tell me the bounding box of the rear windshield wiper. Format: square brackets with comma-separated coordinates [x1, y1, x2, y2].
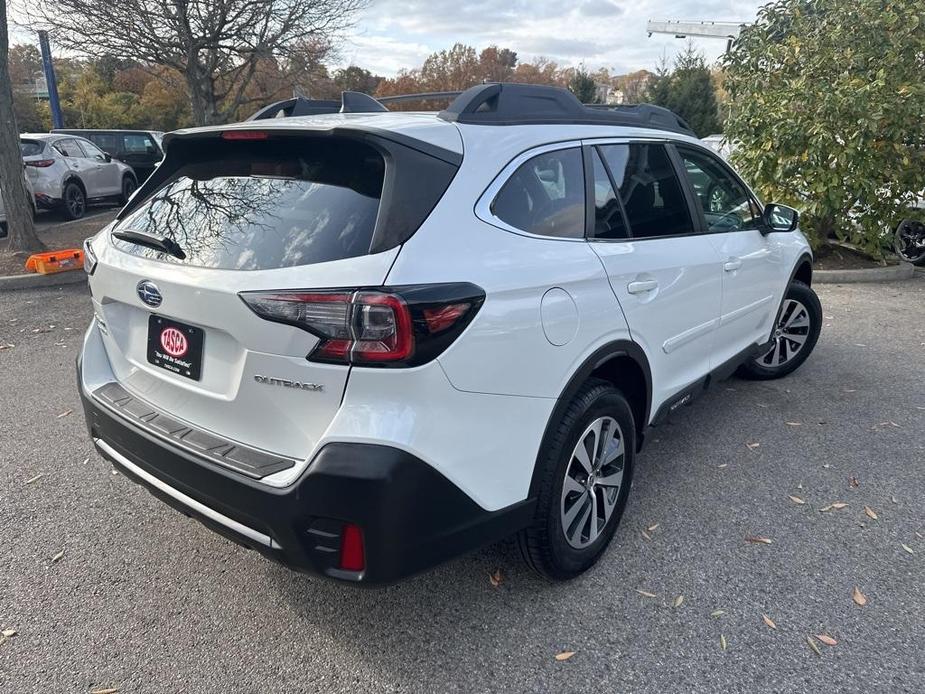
[112, 229, 186, 260]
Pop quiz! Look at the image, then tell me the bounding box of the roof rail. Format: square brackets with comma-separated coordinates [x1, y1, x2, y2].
[437, 83, 695, 136]
[246, 85, 695, 137]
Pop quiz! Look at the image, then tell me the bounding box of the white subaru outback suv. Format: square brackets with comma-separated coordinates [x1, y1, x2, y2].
[78, 84, 821, 584]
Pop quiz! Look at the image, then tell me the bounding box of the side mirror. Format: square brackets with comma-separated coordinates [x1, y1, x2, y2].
[102, 153, 112, 163]
[762, 203, 799, 233]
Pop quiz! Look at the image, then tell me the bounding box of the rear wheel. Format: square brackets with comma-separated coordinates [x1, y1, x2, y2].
[61, 182, 86, 220]
[519, 379, 635, 580]
[739, 280, 821, 380]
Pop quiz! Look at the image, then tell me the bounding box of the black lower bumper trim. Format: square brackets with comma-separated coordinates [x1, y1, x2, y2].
[80, 376, 534, 585]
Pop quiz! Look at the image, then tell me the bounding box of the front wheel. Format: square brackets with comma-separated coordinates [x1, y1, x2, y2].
[894, 219, 925, 266]
[519, 379, 635, 580]
[120, 176, 137, 205]
[739, 280, 822, 380]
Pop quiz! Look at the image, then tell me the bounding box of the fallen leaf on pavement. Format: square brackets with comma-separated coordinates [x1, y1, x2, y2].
[717, 464, 728, 469]
[56, 409, 73, 418]
[820, 502, 848, 512]
[720, 634, 727, 650]
[51, 550, 64, 563]
[789, 495, 806, 505]
[25, 473, 44, 485]
[806, 636, 822, 656]
[673, 595, 684, 608]
[762, 614, 777, 629]
[641, 530, 652, 541]
[891, 496, 898, 504]
[864, 506, 878, 520]
[849, 476, 860, 488]
[636, 589, 657, 598]
[488, 569, 503, 587]
[647, 523, 659, 532]
[0, 343, 14, 351]
[90, 689, 120, 694]
[1, 629, 16, 637]
[852, 586, 867, 606]
[710, 609, 725, 618]
[554, 651, 575, 662]
[816, 634, 837, 646]
[745, 536, 773, 544]
[785, 421, 802, 426]
[901, 543, 914, 555]
[746, 442, 760, 450]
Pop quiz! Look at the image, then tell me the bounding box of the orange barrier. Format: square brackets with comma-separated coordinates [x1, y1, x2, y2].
[24, 249, 85, 275]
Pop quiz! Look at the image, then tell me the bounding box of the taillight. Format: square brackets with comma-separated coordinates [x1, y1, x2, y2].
[25, 159, 55, 168]
[240, 283, 485, 367]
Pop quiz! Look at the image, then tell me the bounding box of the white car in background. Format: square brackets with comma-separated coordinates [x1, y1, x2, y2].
[0, 173, 37, 238]
[22, 134, 137, 221]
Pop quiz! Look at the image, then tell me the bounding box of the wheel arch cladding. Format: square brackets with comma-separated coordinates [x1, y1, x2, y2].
[792, 254, 813, 287]
[529, 340, 651, 498]
[64, 175, 86, 195]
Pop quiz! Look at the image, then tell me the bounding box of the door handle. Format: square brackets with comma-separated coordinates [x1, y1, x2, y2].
[627, 279, 658, 294]
[724, 258, 742, 272]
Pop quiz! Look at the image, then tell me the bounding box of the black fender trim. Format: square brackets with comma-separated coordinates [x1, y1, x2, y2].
[528, 340, 652, 499]
[788, 252, 814, 287]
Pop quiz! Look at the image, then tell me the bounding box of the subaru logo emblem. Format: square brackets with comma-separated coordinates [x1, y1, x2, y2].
[137, 280, 162, 308]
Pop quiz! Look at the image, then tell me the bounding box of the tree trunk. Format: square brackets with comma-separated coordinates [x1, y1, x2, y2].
[0, 1, 45, 254]
[185, 62, 222, 126]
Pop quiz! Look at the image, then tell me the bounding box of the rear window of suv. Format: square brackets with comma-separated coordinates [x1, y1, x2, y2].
[20, 140, 44, 156]
[112, 138, 385, 270]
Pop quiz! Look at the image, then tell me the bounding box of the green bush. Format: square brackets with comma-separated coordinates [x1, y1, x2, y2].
[723, 0, 925, 256]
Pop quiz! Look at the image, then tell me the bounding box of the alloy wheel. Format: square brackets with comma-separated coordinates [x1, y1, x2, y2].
[560, 416, 625, 549]
[895, 221, 925, 263]
[757, 298, 810, 368]
[66, 186, 86, 218]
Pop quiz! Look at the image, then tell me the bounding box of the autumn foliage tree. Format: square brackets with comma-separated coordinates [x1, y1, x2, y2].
[723, 0, 925, 254]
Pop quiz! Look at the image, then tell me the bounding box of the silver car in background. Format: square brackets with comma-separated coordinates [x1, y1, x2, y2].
[22, 134, 137, 220]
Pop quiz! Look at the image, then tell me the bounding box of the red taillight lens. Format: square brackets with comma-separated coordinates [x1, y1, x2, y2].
[221, 130, 268, 141]
[25, 159, 55, 168]
[339, 523, 365, 572]
[239, 283, 484, 367]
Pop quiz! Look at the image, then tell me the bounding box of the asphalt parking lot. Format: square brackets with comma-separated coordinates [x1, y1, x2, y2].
[1, 277, 923, 693]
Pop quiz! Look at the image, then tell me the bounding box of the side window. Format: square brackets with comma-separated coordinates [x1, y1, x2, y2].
[123, 134, 156, 155]
[79, 140, 106, 159]
[491, 147, 585, 239]
[600, 143, 694, 239]
[590, 148, 628, 240]
[92, 133, 119, 153]
[677, 146, 759, 233]
[53, 139, 79, 158]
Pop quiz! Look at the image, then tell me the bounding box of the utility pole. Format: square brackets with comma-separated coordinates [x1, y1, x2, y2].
[38, 30, 63, 129]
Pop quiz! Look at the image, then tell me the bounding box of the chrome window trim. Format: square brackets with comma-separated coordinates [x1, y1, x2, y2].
[474, 140, 588, 242]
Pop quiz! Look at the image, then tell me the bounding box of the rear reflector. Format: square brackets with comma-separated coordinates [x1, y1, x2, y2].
[339, 523, 365, 572]
[239, 283, 485, 368]
[221, 130, 269, 141]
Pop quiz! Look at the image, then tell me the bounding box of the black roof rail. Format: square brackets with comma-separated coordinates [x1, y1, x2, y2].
[248, 97, 340, 120]
[437, 83, 695, 136]
[377, 91, 462, 105]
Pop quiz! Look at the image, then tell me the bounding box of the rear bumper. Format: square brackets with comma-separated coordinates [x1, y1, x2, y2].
[78, 362, 533, 585]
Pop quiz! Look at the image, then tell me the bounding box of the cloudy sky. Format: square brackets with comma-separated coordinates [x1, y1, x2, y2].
[335, 0, 766, 76]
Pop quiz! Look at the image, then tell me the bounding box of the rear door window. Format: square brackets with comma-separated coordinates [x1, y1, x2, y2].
[590, 148, 628, 240]
[112, 138, 385, 270]
[491, 147, 585, 239]
[600, 143, 694, 239]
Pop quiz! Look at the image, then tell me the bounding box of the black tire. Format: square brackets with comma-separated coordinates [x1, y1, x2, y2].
[738, 280, 822, 380]
[518, 379, 635, 580]
[894, 219, 925, 266]
[120, 175, 137, 205]
[61, 182, 86, 220]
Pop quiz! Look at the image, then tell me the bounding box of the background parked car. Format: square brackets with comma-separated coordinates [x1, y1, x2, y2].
[53, 129, 165, 183]
[22, 134, 137, 220]
[0, 172, 37, 239]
